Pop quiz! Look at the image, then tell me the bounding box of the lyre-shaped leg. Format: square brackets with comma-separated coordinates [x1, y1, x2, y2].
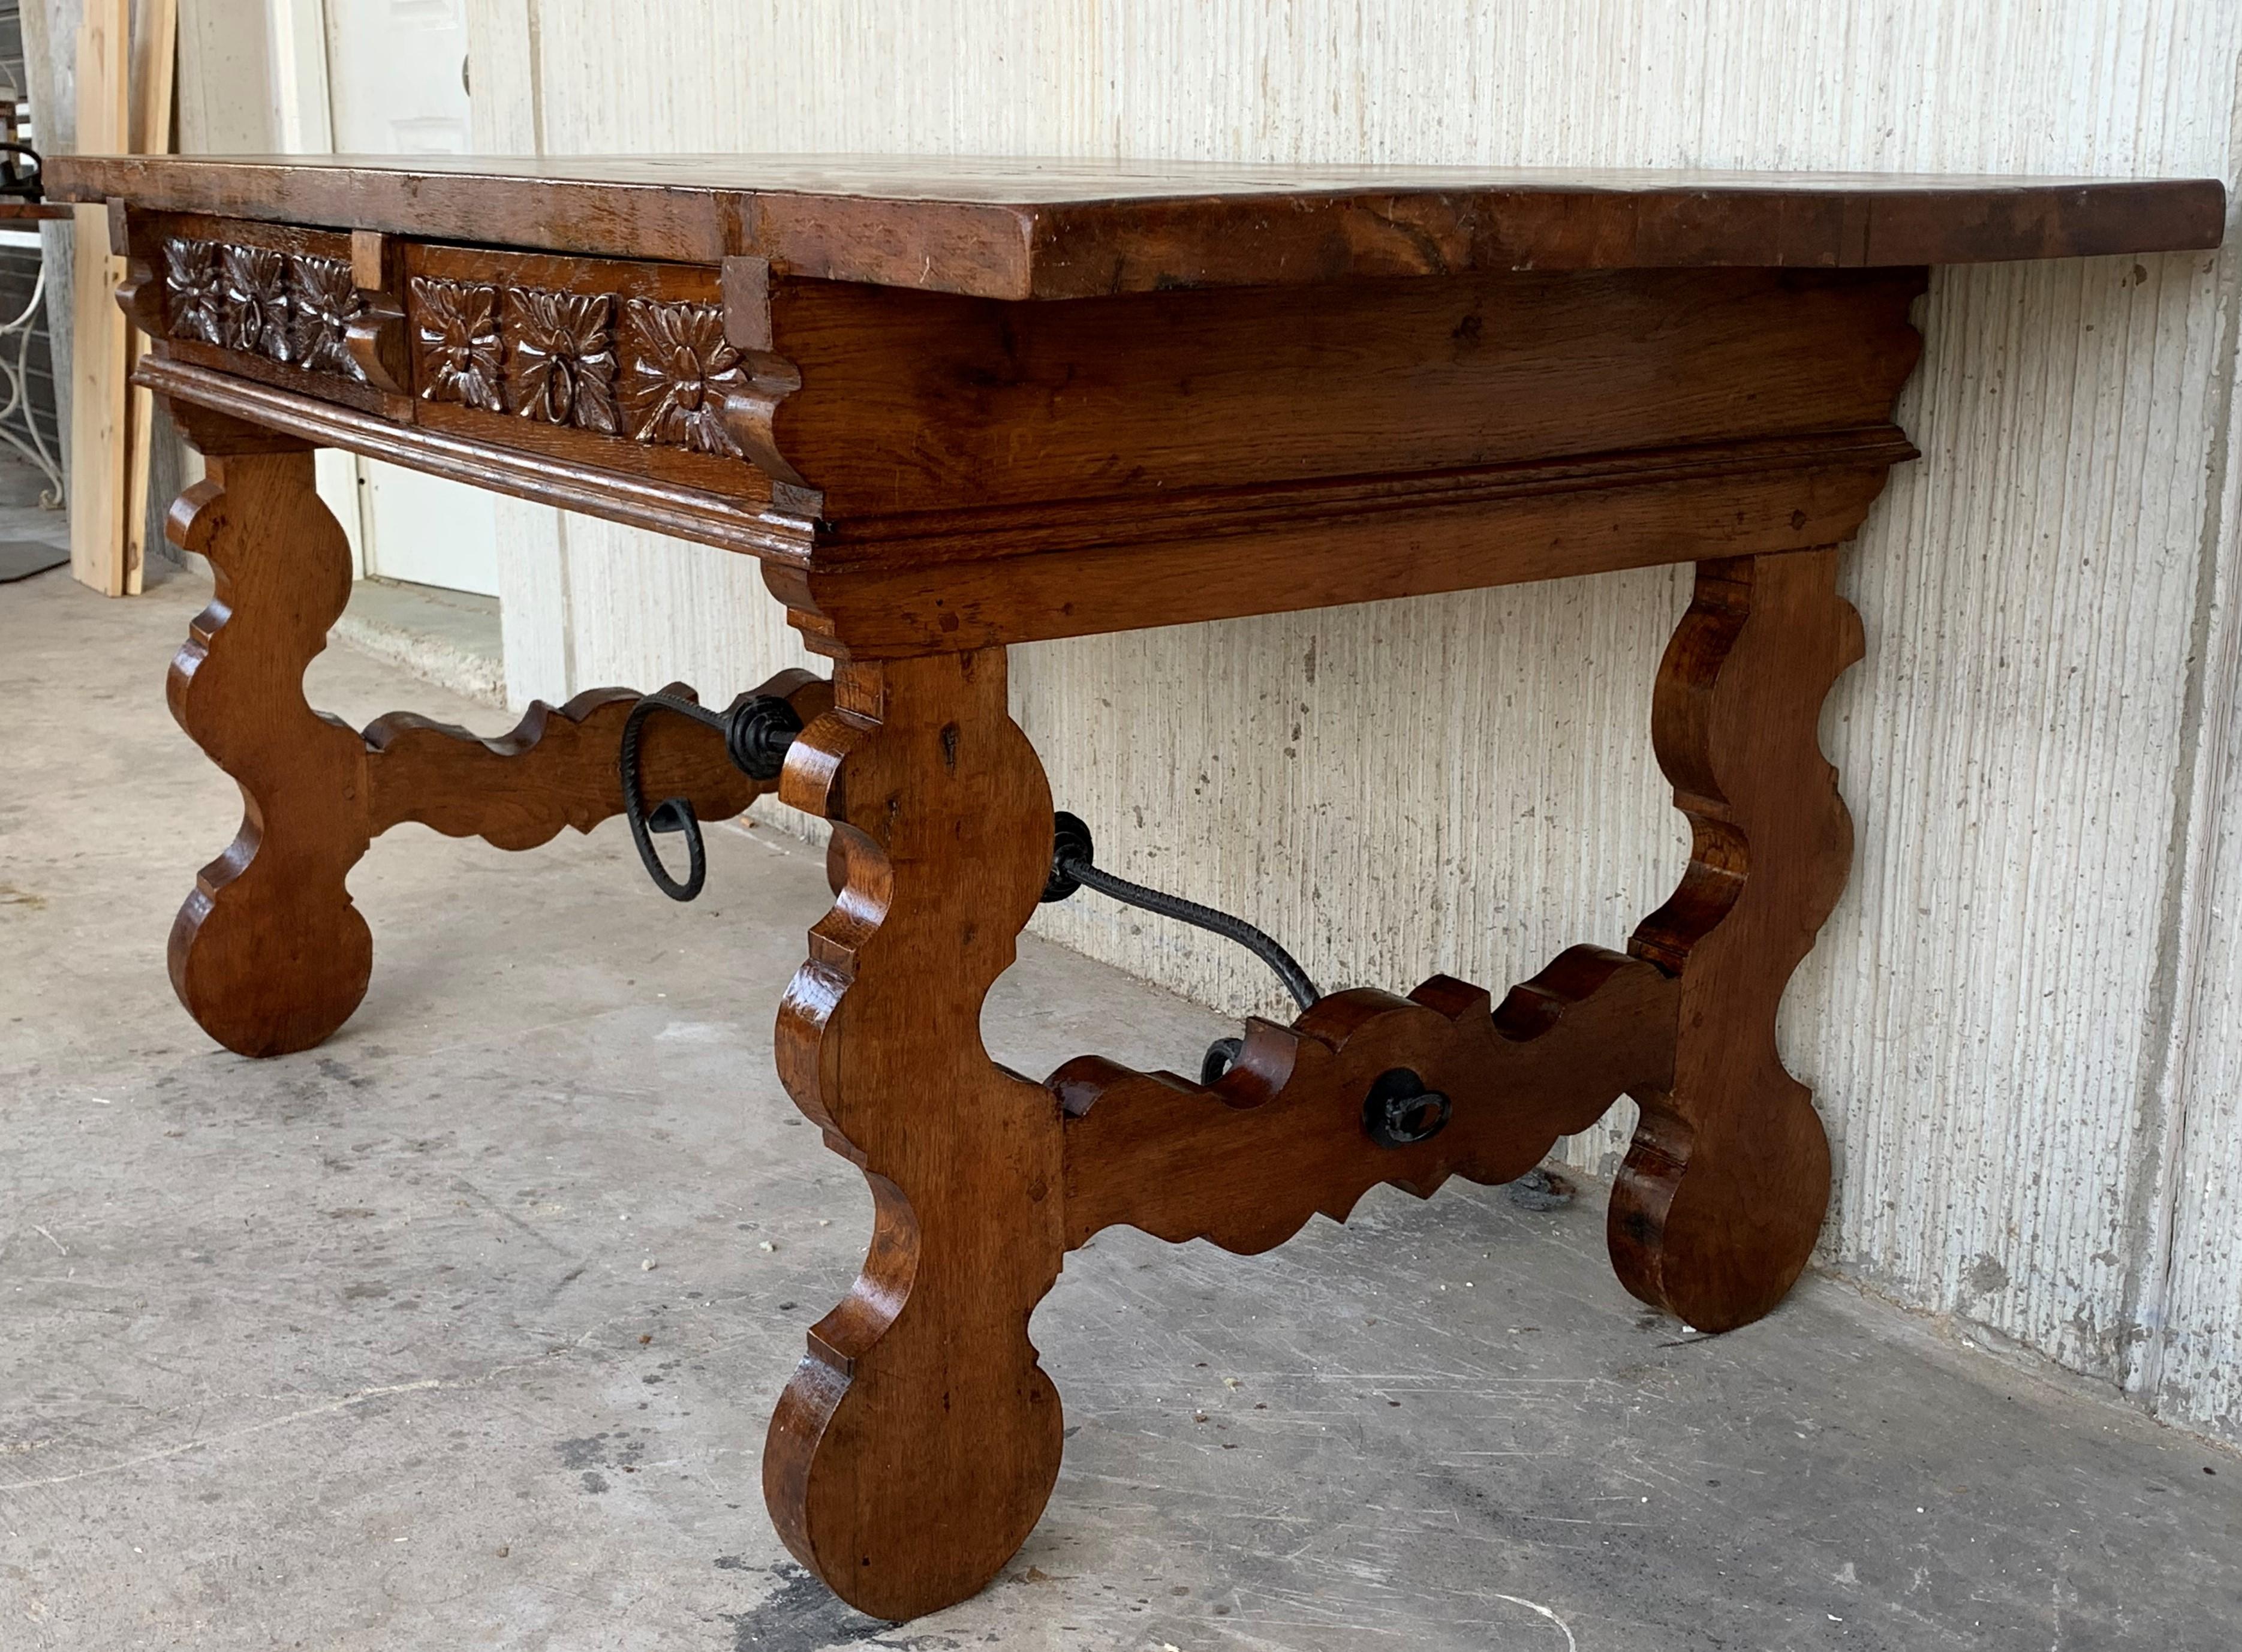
[1612, 549, 1864, 1331]
[157, 414, 822, 1058]
[764, 648, 1066, 1620]
[166, 448, 374, 1057]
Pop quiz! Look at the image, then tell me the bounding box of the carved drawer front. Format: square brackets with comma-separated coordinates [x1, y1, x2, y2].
[401, 243, 773, 500]
[148, 216, 780, 505]
[154, 215, 384, 411]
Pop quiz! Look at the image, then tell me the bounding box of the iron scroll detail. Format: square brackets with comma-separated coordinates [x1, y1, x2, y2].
[619, 690, 803, 901]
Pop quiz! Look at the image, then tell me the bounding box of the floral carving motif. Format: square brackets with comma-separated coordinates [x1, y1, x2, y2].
[287, 255, 368, 382]
[158, 239, 384, 386]
[503, 287, 618, 434]
[163, 239, 223, 345]
[219, 244, 290, 362]
[161, 243, 782, 452]
[396, 276, 765, 464]
[413, 276, 504, 411]
[618, 297, 747, 458]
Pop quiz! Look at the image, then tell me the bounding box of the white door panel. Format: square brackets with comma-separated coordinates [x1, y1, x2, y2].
[326, 0, 498, 594]
[359, 461, 502, 592]
[326, 0, 472, 154]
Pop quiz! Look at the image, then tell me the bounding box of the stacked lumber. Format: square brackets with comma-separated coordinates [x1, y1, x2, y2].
[67, 0, 175, 597]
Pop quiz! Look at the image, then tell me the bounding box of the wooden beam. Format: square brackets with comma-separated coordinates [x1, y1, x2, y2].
[66, 0, 131, 595]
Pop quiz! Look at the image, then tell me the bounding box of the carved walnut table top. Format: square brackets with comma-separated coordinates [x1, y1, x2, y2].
[51, 155, 2226, 655]
[48, 154, 2225, 1622]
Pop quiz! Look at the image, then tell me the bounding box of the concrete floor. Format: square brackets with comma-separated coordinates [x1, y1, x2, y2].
[2, 564, 2239, 1652]
[0, 448, 70, 582]
[332, 577, 504, 708]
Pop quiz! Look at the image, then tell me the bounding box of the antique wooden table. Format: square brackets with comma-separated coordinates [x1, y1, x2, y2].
[47, 155, 2225, 1619]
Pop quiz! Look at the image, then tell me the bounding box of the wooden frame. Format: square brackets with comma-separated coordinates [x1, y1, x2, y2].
[65, 0, 131, 594]
[46, 153, 2223, 1621]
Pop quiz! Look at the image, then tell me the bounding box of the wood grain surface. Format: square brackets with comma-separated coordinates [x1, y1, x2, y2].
[362, 672, 830, 850]
[139, 356, 812, 558]
[762, 265, 1927, 516]
[1058, 946, 1677, 1253]
[766, 440, 1909, 657]
[164, 447, 374, 1057]
[65, 0, 132, 594]
[763, 648, 1067, 1620]
[46, 153, 2225, 298]
[158, 437, 819, 1054]
[136, 252, 1928, 662]
[1611, 550, 1865, 1332]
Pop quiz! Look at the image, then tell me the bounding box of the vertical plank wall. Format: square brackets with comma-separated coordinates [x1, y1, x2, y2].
[465, 0, 2242, 1445]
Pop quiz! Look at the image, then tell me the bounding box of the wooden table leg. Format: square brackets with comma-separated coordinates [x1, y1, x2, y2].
[763, 647, 1066, 1621]
[158, 411, 827, 1059]
[165, 442, 375, 1058]
[1611, 549, 1865, 1331]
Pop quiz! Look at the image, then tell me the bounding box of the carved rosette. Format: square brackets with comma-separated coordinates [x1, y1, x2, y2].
[502, 287, 618, 433]
[161, 236, 375, 386]
[219, 244, 290, 362]
[163, 238, 223, 344]
[192, 260, 773, 466]
[412, 276, 504, 410]
[618, 298, 747, 458]
[287, 254, 369, 382]
[407, 281, 760, 462]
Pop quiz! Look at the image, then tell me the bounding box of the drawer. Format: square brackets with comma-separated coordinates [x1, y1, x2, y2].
[145, 213, 384, 410]
[401, 242, 779, 500]
[137, 212, 784, 505]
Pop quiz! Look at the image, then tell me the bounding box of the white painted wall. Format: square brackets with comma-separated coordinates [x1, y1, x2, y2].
[176, 0, 375, 571]
[322, 0, 504, 595]
[447, 0, 2242, 1448]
